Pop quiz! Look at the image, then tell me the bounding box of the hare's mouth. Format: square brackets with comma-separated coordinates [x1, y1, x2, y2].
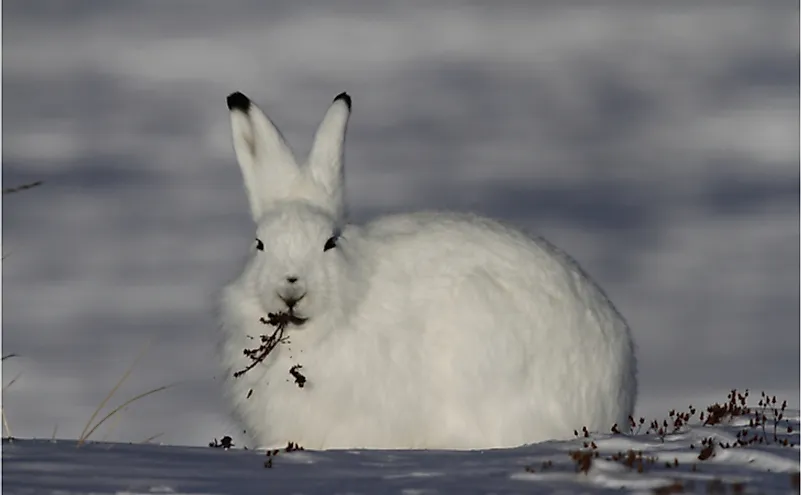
[261, 310, 308, 329]
[267, 292, 308, 326]
[285, 311, 308, 326]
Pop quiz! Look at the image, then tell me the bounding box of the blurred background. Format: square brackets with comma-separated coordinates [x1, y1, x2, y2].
[3, 2, 799, 446]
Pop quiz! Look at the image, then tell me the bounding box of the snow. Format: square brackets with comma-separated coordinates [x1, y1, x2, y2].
[4, 407, 799, 494]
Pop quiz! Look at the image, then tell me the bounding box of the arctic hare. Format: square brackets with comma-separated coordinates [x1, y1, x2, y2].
[217, 91, 637, 450]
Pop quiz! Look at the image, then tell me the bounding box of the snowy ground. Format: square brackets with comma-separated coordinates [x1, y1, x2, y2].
[4, 397, 799, 494]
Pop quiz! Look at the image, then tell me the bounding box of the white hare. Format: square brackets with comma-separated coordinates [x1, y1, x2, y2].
[217, 91, 637, 450]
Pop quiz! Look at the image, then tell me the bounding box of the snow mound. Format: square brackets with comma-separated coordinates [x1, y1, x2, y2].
[4, 401, 799, 495]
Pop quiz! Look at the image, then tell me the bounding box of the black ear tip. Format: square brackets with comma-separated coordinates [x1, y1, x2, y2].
[227, 92, 251, 111]
[333, 92, 351, 110]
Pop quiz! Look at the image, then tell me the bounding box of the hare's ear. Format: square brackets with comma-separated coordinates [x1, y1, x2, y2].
[306, 92, 351, 218]
[227, 92, 299, 221]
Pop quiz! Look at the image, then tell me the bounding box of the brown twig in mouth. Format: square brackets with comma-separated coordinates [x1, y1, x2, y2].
[233, 311, 306, 378]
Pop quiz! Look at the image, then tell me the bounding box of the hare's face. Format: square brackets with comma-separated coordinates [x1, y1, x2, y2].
[245, 204, 343, 324]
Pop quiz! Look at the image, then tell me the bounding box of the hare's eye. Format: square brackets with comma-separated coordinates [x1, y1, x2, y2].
[255, 238, 264, 251]
[323, 236, 338, 252]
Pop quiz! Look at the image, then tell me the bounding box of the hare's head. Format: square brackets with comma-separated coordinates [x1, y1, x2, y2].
[226, 91, 354, 323]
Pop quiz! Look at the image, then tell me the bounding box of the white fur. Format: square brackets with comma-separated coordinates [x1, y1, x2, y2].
[217, 92, 638, 450]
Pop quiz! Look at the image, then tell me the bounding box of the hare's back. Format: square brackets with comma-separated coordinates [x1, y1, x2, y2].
[365, 211, 587, 287]
[361, 210, 628, 339]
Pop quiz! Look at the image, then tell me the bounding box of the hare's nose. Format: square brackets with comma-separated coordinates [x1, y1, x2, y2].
[286, 276, 299, 284]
